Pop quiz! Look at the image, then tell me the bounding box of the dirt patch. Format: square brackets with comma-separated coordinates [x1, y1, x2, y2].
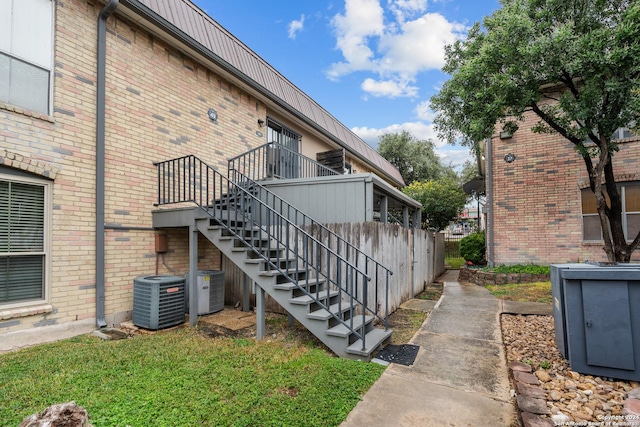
[415, 282, 443, 301]
[120, 306, 427, 356]
[387, 308, 428, 345]
[197, 309, 257, 331]
[276, 386, 300, 398]
[198, 324, 246, 339]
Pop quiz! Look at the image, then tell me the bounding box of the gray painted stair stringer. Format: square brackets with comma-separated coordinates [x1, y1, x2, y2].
[195, 217, 391, 360]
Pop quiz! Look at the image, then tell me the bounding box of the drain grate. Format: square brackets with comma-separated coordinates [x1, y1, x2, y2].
[375, 344, 420, 366]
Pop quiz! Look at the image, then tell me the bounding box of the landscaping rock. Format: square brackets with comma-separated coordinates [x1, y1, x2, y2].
[514, 371, 541, 385]
[517, 382, 547, 399]
[628, 387, 640, 399]
[510, 362, 533, 373]
[623, 398, 640, 416]
[535, 370, 552, 383]
[503, 314, 637, 425]
[517, 395, 551, 415]
[521, 412, 554, 427]
[19, 401, 91, 427]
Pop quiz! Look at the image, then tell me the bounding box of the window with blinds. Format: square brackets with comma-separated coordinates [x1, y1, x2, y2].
[0, 179, 46, 304]
[581, 182, 640, 243]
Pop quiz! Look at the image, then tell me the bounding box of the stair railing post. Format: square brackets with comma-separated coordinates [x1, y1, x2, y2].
[362, 277, 368, 351]
[256, 283, 265, 340]
[385, 269, 391, 330]
[188, 224, 198, 326]
[242, 274, 250, 312]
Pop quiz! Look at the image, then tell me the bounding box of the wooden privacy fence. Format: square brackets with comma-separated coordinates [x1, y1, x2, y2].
[223, 222, 445, 317]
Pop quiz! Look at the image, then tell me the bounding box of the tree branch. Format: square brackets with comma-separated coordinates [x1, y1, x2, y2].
[529, 102, 583, 145]
[559, 70, 580, 99]
[541, 93, 560, 102]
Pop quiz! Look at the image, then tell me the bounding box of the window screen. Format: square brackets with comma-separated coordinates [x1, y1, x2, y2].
[0, 180, 46, 304]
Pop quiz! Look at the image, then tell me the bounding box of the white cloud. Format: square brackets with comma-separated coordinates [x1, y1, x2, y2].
[352, 121, 438, 147]
[388, 0, 427, 23]
[327, 0, 385, 79]
[351, 120, 473, 167]
[415, 101, 435, 121]
[436, 146, 473, 168]
[361, 78, 418, 98]
[327, 0, 466, 98]
[378, 13, 465, 74]
[288, 15, 305, 39]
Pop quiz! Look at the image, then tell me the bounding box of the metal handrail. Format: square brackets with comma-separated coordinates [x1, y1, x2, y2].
[155, 155, 392, 350]
[229, 168, 394, 294]
[228, 142, 341, 181]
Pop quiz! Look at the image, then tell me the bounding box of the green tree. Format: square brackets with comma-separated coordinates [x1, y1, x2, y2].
[402, 179, 468, 231]
[430, 0, 640, 262]
[459, 160, 482, 187]
[378, 131, 449, 184]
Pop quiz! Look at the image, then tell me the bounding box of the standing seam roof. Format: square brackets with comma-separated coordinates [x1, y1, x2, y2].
[133, 0, 404, 185]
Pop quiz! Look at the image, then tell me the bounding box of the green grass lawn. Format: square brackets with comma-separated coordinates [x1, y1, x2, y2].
[486, 281, 552, 303]
[445, 257, 465, 269]
[0, 328, 385, 426]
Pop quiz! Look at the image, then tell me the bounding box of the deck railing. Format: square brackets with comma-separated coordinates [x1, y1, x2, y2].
[228, 142, 341, 181]
[155, 155, 392, 350]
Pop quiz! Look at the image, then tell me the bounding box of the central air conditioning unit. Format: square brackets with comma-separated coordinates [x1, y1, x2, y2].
[185, 270, 225, 315]
[133, 275, 185, 330]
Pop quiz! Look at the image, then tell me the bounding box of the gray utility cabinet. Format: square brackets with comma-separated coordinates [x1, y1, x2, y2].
[551, 264, 640, 381]
[185, 270, 224, 315]
[133, 275, 186, 330]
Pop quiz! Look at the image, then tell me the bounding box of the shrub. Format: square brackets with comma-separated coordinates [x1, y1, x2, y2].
[485, 264, 550, 275]
[459, 231, 485, 264]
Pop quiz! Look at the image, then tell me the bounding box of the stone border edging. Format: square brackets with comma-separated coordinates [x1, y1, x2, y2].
[509, 362, 553, 427]
[459, 267, 549, 286]
[509, 362, 640, 427]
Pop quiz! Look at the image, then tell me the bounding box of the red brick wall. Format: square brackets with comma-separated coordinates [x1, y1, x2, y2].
[490, 111, 640, 265]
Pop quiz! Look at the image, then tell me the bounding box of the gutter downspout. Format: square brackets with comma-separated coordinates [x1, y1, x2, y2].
[96, 0, 119, 328]
[486, 137, 495, 268]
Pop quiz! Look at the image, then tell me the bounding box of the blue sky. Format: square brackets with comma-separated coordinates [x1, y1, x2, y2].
[192, 0, 501, 168]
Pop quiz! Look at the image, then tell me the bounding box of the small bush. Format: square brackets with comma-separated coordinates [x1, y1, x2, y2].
[459, 232, 485, 264]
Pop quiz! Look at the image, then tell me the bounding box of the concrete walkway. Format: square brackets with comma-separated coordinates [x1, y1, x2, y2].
[341, 270, 516, 427]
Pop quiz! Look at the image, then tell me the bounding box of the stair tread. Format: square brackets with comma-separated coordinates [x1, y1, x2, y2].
[194, 181, 392, 360]
[244, 257, 296, 264]
[307, 302, 355, 321]
[346, 328, 393, 357]
[326, 316, 374, 337]
[259, 267, 307, 277]
[289, 291, 339, 305]
[212, 226, 262, 233]
[273, 278, 327, 291]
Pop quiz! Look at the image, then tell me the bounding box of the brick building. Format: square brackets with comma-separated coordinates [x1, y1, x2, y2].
[484, 109, 640, 265]
[1, 0, 428, 355]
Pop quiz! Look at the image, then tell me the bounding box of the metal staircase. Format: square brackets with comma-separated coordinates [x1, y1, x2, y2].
[154, 155, 393, 360]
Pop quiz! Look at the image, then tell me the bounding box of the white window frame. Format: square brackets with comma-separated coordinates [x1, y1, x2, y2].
[581, 183, 640, 243]
[0, 172, 52, 309]
[0, 0, 55, 115]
